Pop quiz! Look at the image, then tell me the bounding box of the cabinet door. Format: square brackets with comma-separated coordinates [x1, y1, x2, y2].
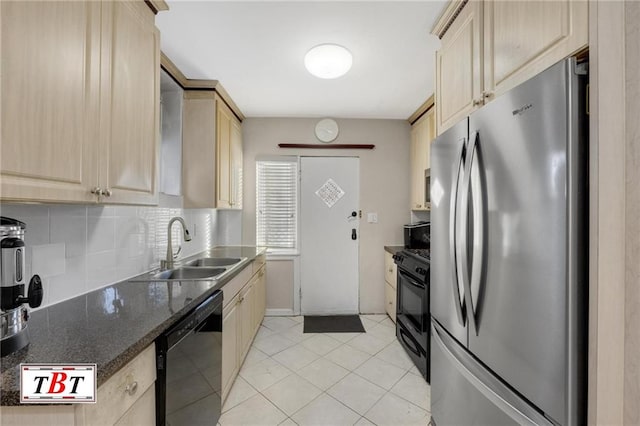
[0, 1, 100, 203]
[222, 295, 240, 401]
[239, 282, 255, 359]
[435, 0, 483, 135]
[384, 251, 397, 287]
[410, 112, 432, 211]
[385, 282, 396, 323]
[182, 94, 217, 208]
[410, 124, 423, 210]
[100, 1, 159, 205]
[424, 108, 435, 209]
[483, 0, 587, 99]
[114, 386, 155, 426]
[230, 118, 243, 209]
[216, 101, 232, 209]
[253, 267, 266, 331]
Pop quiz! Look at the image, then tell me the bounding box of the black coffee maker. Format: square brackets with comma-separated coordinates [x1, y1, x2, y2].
[0, 217, 43, 356]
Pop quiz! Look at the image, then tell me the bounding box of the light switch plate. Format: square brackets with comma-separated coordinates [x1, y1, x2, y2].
[367, 213, 378, 223]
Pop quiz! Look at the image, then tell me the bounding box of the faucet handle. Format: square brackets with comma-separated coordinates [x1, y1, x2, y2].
[173, 245, 182, 259]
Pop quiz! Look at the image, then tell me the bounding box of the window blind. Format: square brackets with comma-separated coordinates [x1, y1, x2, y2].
[256, 160, 298, 249]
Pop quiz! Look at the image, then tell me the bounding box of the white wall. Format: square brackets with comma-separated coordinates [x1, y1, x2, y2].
[0, 203, 242, 309]
[242, 118, 411, 313]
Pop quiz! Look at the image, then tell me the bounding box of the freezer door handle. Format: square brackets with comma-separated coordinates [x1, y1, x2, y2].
[449, 138, 467, 327]
[459, 131, 484, 336]
[431, 321, 554, 426]
[469, 131, 486, 335]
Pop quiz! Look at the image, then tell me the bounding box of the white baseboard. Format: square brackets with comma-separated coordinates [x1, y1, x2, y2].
[265, 308, 296, 316]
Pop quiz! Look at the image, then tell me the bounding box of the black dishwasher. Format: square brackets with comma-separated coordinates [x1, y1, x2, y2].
[156, 290, 223, 426]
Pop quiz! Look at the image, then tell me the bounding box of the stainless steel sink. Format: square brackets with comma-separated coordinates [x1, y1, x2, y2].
[149, 267, 226, 281]
[185, 257, 242, 267]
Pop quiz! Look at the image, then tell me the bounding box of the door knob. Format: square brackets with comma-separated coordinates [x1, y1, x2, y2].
[347, 211, 357, 219]
[351, 229, 357, 240]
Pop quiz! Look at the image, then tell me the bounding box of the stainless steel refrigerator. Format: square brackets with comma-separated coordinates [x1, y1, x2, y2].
[430, 58, 588, 425]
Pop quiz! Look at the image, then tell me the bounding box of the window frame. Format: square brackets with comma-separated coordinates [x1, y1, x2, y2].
[256, 156, 300, 254]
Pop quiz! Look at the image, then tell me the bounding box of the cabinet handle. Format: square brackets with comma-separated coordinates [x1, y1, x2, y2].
[125, 381, 138, 396]
[90, 187, 102, 196]
[102, 188, 112, 197]
[472, 98, 483, 107]
[388, 268, 393, 273]
[483, 91, 494, 100]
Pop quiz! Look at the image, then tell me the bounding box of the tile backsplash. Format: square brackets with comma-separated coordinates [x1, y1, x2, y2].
[0, 204, 242, 309]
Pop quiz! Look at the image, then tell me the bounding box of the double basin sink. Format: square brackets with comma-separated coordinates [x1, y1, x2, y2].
[133, 257, 246, 281]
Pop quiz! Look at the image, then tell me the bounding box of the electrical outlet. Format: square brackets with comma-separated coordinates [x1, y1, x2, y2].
[367, 212, 378, 223]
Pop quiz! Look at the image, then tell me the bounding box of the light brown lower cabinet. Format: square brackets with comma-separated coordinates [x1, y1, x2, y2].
[221, 293, 241, 400]
[384, 251, 397, 323]
[385, 282, 397, 323]
[221, 262, 267, 402]
[1, 344, 156, 426]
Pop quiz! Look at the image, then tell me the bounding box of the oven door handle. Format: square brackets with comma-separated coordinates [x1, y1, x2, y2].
[450, 137, 467, 327]
[398, 325, 421, 357]
[398, 270, 426, 290]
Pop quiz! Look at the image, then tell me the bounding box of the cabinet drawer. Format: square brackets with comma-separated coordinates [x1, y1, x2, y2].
[113, 386, 155, 426]
[252, 253, 266, 275]
[76, 344, 156, 426]
[385, 282, 397, 324]
[384, 251, 397, 288]
[222, 265, 252, 307]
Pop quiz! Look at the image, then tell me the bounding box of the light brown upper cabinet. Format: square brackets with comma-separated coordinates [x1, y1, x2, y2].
[1, 1, 100, 203]
[435, 0, 483, 135]
[183, 92, 243, 209]
[410, 107, 435, 211]
[434, 0, 587, 135]
[99, 1, 160, 205]
[0, 0, 160, 205]
[217, 100, 243, 209]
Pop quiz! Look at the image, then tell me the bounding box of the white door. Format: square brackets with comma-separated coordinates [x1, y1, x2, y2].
[300, 157, 359, 315]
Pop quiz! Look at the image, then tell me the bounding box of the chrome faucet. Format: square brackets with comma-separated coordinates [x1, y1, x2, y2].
[161, 217, 192, 270]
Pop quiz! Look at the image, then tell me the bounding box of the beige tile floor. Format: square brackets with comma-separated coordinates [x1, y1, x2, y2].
[219, 315, 431, 426]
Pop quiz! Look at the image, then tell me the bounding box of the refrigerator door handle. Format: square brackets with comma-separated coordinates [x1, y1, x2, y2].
[449, 138, 467, 326]
[431, 321, 554, 426]
[460, 132, 479, 335]
[469, 131, 485, 335]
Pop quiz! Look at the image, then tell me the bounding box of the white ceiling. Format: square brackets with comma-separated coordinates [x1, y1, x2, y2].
[156, 1, 446, 119]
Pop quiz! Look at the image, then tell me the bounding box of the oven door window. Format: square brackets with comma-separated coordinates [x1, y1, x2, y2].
[398, 270, 426, 332]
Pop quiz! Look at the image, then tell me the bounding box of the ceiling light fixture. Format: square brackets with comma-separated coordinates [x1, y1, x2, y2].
[304, 44, 353, 79]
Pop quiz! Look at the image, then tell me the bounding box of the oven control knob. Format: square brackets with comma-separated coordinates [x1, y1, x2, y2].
[415, 267, 427, 275]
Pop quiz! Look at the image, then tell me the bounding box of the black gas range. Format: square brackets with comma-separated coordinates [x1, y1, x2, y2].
[394, 248, 430, 382]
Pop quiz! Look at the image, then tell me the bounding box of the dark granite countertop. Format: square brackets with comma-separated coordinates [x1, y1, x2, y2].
[384, 245, 404, 255]
[0, 246, 266, 406]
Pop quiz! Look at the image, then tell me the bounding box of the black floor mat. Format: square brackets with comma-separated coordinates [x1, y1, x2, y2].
[303, 315, 365, 333]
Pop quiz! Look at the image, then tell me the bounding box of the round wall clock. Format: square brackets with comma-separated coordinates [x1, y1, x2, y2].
[315, 118, 339, 143]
